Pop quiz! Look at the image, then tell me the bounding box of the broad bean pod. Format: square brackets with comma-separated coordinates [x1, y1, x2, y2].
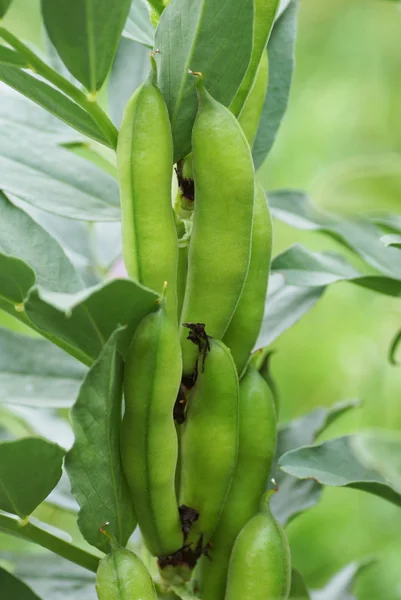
[121, 290, 183, 557]
[223, 181, 273, 376]
[180, 77, 254, 376]
[179, 334, 239, 551]
[96, 529, 157, 600]
[225, 491, 291, 600]
[199, 363, 277, 600]
[117, 56, 178, 320]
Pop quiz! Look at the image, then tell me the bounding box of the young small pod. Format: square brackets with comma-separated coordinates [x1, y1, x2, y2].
[223, 181, 273, 376]
[179, 333, 239, 551]
[121, 289, 183, 558]
[117, 55, 178, 321]
[225, 491, 291, 600]
[179, 77, 254, 376]
[199, 364, 277, 600]
[96, 529, 157, 600]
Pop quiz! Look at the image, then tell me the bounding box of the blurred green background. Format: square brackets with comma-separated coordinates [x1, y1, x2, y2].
[2, 0, 401, 597]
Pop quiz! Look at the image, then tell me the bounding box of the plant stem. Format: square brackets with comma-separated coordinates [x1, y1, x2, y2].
[0, 27, 118, 149]
[0, 513, 100, 573]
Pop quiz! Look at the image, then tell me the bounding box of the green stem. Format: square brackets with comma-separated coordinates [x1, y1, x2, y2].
[0, 27, 118, 149]
[0, 513, 100, 572]
[147, 0, 166, 16]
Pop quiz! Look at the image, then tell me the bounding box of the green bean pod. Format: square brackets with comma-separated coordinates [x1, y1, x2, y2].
[223, 181, 272, 376]
[117, 56, 178, 320]
[179, 336, 239, 550]
[225, 492, 291, 600]
[199, 364, 277, 600]
[238, 50, 269, 146]
[96, 532, 157, 600]
[121, 292, 183, 557]
[180, 78, 254, 376]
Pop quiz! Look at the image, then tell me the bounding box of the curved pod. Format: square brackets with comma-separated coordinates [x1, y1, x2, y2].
[117, 57, 178, 320]
[121, 298, 183, 557]
[200, 365, 277, 600]
[179, 337, 239, 549]
[180, 80, 254, 375]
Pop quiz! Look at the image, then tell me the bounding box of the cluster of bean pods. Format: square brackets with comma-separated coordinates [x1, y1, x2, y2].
[95, 55, 291, 600]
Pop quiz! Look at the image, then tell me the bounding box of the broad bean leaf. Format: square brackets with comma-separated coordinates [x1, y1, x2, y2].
[290, 568, 310, 599]
[24, 279, 159, 365]
[0, 0, 13, 17]
[0, 88, 80, 143]
[230, 0, 280, 116]
[0, 568, 42, 600]
[0, 125, 120, 221]
[0, 328, 86, 408]
[311, 559, 374, 600]
[154, 0, 254, 161]
[272, 244, 401, 297]
[0, 192, 82, 294]
[253, 0, 299, 169]
[41, 0, 132, 93]
[256, 273, 324, 349]
[0, 253, 35, 305]
[0, 437, 64, 518]
[66, 329, 136, 553]
[109, 37, 149, 127]
[0, 45, 28, 67]
[123, 0, 154, 47]
[0, 66, 111, 146]
[5, 554, 97, 600]
[271, 400, 360, 525]
[381, 233, 401, 248]
[279, 434, 401, 508]
[269, 190, 401, 280]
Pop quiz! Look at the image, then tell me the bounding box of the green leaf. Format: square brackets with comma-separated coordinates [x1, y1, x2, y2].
[351, 430, 401, 493]
[290, 568, 310, 599]
[0, 0, 13, 18]
[0, 45, 28, 67]
[230, 0, 280, 116]
[271, 400, 360, 525]
[123, 0, 154, 47]
[65, 329, 136, 553]
[272, 244, 401, 297]
[381, 233, 401, 248]
[0, 126, 120, 221]
[6, 553, 97, 600]
[0, 568, 42, 600]
[0, 66, 111, 146]
[0, 253, 35, 305]
[253, 0, 299, 169]
[0, 437, 65, 518]
[24, 279, 159, 365]
[0, 88, 80, 143]
[278, 434, 401, 508]
[269, 190, 401, 280]
[256, 273, 324, 349]
[0, 329, 86, 408]
[0, 192, 82, 294]
[41, 0, 132, 93]
[154, 0, 254, 161]
[109, 37, 149, 127]
[311, 559, 374, 600]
